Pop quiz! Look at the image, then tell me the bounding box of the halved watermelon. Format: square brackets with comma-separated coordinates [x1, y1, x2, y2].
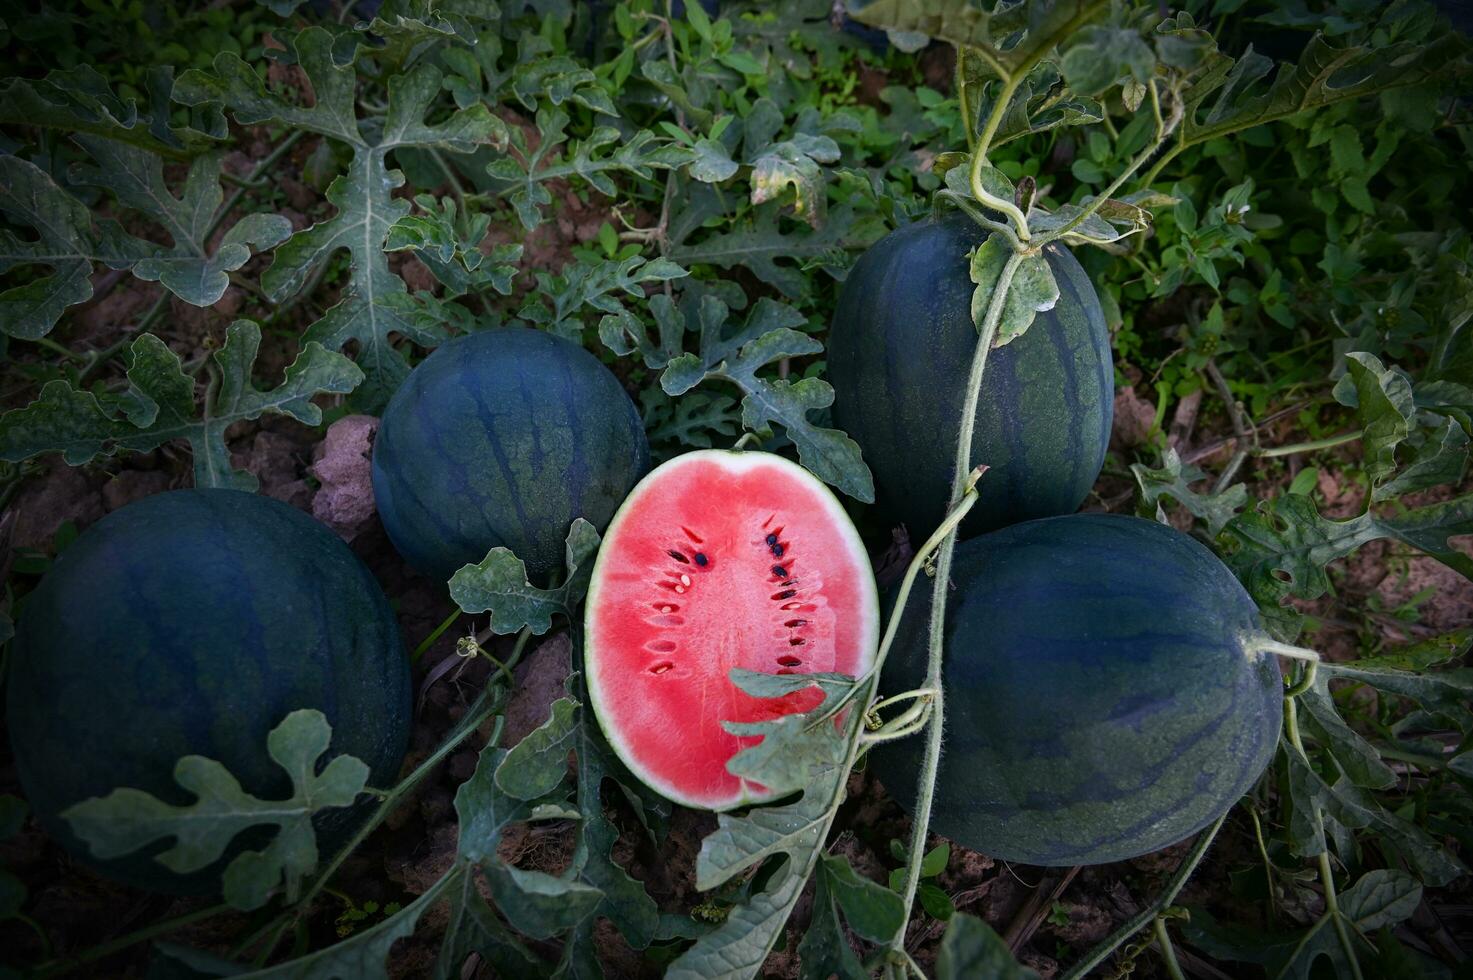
[585, 451, 879, 810]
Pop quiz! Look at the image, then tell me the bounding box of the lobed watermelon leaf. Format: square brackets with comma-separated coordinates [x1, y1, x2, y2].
[519, 254, 688, 342]
[668, 184, 861, 300]
[1183, 870, 1424, 980]
[448, 519, 601, 634]
[636, 286, 874, 502]
[1281, 742, 1465, 887]
[383, 194, 523, 298]
[174, 26, 507, 411]
[62, 710, 371, 912]
[1217, 492, 1473, 637]
[668, 670, 861, 979]
[0, 320, 362, 490]
[0, 64, 223, 155]
[0, 143, 288, 341]
[1132, 447, 1248, 535]
[487, 106, 693, 230]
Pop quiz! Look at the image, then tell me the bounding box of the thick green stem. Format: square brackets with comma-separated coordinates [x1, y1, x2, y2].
[968, 144, 1030, 240]
[956, 48, 975, 152]
[1061, 814, 1225, 980]
[889, 254, 1024, 951]
[1246, 635, 1322, 663]
[935, 190, 1021, 247]
[1284, 690, 1365, 980]
[1137, 137, 1184, 190]
[973, 73, 1021, 162]
[412, 608, 462, 664]
[1257, 430, 1362, 458]
[1153, 917, 1186, 980]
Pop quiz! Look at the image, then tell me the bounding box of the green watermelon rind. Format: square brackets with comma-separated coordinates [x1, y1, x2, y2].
[5, 489, 411, 894]
[873, 513, 1283, 867]
[827, 215, 1114, 542]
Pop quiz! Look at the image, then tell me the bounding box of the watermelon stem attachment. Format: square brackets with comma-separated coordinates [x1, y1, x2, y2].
[1243, 634, 1322, 664]
[732, 431, 762, 451]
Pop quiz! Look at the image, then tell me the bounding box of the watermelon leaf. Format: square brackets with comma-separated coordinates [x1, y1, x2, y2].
[1132, 447, 1248, 535]
[566, 678, 663, 950]
[1281, 742, 1464, 886]
[966, 63, 1104, 150]
[487, 106, 693, 230]
[448, 519, 601, 634]
[1217, 492, 1473, 636]
[69, 136, 294, 306]
[646, 288, 875, 503]
[61, 710, 371, 911]
[0, 65, 223, 155]
[667, 672, 860, 979]
[0, 321, 363, 490]
[935, 913, 1039, 980]
[668, 184, 860, 300]
[968, 238, 1060, 348]
[1177, 31, 1468, 152]
[1333, 352, 1471, 501]
[0, 141, 288, 340]
[436, 869, 548, 980]
[383, 194, 522, 298]
[1183, 871, 1422, 980]
[519, 254, 688, 342]
[749, 134, 840, 228]
[174, 26, 507, 411]
[816, 853, 905, 945]
[495, 697, 577, 800]
[795, 859, 866, 980]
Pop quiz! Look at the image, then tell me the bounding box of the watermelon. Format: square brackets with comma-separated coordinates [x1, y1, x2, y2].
[372, 327, 650, 582]
[6, 489, 411, 893]
[827, 215, 1113, 541]
[585, 451, 879, 810]
[873, 513, 1282, 866]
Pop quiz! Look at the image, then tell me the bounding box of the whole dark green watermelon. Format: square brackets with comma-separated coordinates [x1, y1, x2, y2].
[827, 215, 1113, 541]
[5, 489, 411, 894]
[874, 513, 1282, 866]
[371, 327, 649, 582]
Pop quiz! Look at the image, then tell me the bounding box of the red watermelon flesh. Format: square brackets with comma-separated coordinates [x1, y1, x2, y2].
[586, 451, 879, 810]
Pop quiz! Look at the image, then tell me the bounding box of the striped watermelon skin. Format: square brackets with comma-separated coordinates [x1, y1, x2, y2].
[372, 327, 650, 582]
[6, 489, 411, 893]
[874, 514, 1282, 867]
[827, 216, 1113, 541]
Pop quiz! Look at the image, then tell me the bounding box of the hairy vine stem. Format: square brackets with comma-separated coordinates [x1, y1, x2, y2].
[887, 249, 1026, 958]
[1060, 814, 1225, 979]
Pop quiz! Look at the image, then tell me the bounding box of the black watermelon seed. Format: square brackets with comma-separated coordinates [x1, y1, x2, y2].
[667, 550, 689, 563]
[775, 589, 797, 600]
[772, 565, 788, 578]
[770, 542, 784, 558]
[765, 533, 778, 546]
[694, 553, 708, 566]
